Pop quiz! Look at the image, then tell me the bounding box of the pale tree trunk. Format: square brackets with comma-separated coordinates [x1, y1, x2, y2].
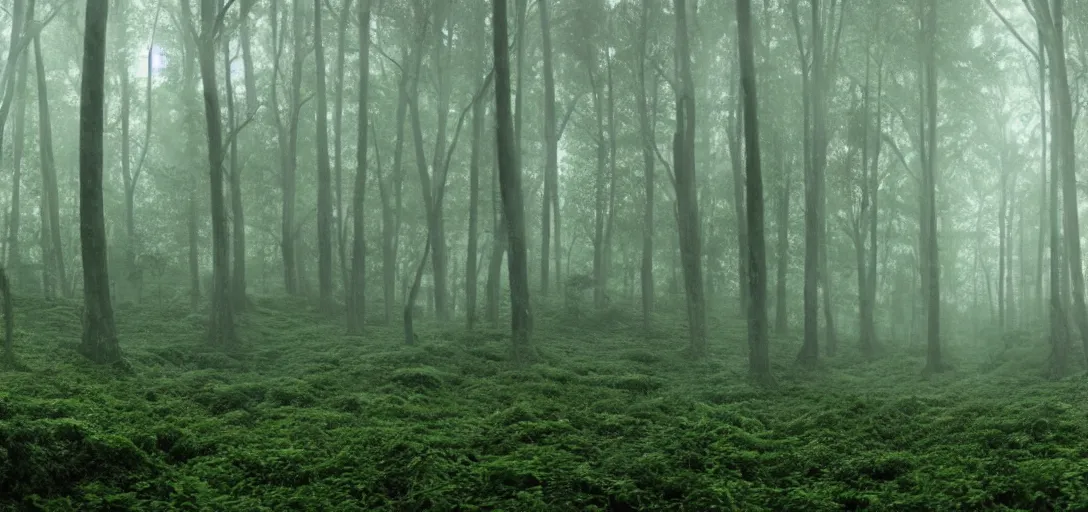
[314, 0, 334, 311]
[333, 0, 353, 300]
[636, 0, 654, 328]
[223, 19, 247, 312]
[347, 0, 370, 335]
[6, 32, 30, 287]
[117, 0, 136, 285]
[180, 4, 200, 311]
[34, 33, 67, 299]
[78, 0, 121, 364]
[589, 65, 606, 308]
[239, 0, 257, 114]
[728, 84, 748, 319]
[603, 53, 618, 305]
[774, 168, 790, 334]
[467, 8, 488, 330]
[919, 0, 942, 373]
[539, 0, 557, 297]
[281, 0, 305, 295]
[494, 0, 532, 362]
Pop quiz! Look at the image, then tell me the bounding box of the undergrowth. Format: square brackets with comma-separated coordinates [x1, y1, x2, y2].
[1, 295, 1086, 511]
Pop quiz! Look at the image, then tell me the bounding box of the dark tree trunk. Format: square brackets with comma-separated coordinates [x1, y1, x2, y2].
[78, 0, 121, 364]
[494, 0, 533, 362]
[314, 0, 334, 311]
[672, 0, 707, 357]
[194, 0, 236, 346]
[736, 0, 770, 384]
[920, 0, 942, 373]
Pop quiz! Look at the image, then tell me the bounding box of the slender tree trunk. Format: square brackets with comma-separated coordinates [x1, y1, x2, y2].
[239, 0, 257, 114]
[539, 0, 557, 297]
[333, 0, 353, 300]
[637, 0, 654, 329]
[117, 0, 136, 286]
[347, 0, 370, 334]
[34, 35, 67, 299]
[774, 168, 790, 333]
[920, 0, 942, 373]
[728, 86, 749, 319]
[673, 0, 707, 357]
[494, 0, 532, 362]
[195, 0, 236, 346]
[78, 0, 121, 364]
[281, 0, 305, 295]
[224, 21, 246, 312]
[737, 0, 771, 384]
[6, 35, 29, 286]
[314, 0, 334, 311]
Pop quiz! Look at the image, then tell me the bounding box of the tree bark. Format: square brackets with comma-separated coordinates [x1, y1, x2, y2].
[494, 0, 533, 362]
[223, 18, 246, 312]
[636, 0, 654, 329]
[78, 0, 121, 364]
[672, 0, 707, 357]
[539, 0, 557, 297]
[736, 0, 771, 384]
[347, 0, 370, 334]
[314, 0, 334, 311]
[6, 31, 29, 287]
[34, 34, 67, 299]
[195, 0, 236, 346]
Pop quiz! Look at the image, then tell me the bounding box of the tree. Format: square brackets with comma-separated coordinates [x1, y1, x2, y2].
[314, 0, 334, 311]
[539, 0, 557, 297]
[736, 0, 771, 384]
[494, 0, 532, 362]
[672, 0, 707, 357]
[192, 0, 236, 346]
[919, 0, 941, 373]
[636, 0, 654, 329]
[34, 14, 67, 299]
[348, 0, 371, 335]
[78, 0, 121, 364]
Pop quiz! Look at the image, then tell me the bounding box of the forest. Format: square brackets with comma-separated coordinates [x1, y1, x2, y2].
[1, 0, 1088, 509]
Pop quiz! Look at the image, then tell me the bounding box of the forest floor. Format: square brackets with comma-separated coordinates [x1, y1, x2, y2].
[1, 295, 1087, 511]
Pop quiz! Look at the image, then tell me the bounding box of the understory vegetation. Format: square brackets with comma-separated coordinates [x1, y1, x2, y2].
[1, 297, 1086, 511]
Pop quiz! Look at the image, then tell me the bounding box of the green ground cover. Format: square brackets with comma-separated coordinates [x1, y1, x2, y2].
[1, 296, 1087, 511]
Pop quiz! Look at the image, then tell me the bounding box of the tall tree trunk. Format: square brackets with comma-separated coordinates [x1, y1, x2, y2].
[347, 0, 370, 334]
[223, 19, 246, 312]
[737, 0, 770, 384]
[429, 3, 452, 322]
[195, 0, 236, 346]
[1036, 2, 1088, 367]
[239, 0, 257, 113]
[0, 0, 29, 163]
[774, 168, 790, 333]
[673, 0, 707, 357]
[603, 53, 618, 306]
[34, 34, 67, 299]
[181, 2, 200, 311]
[281, 0, 305, 295]
[919, 0, 942, 373]
[590, 66, 606, 309]
[728, 86, 749, 319]
[78, 0, 121, 364]
[539, 0, 557, 297]
[636, 0, 654, 329]
[118, 0, 136, 285]
[494, 0, 532, 362]
[6, 33, 30, 286]
[333, 0, 353, 300]
[314, 0, 334, 311]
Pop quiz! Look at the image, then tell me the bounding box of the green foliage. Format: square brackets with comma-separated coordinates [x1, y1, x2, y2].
[1, 296, 1087, 510]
